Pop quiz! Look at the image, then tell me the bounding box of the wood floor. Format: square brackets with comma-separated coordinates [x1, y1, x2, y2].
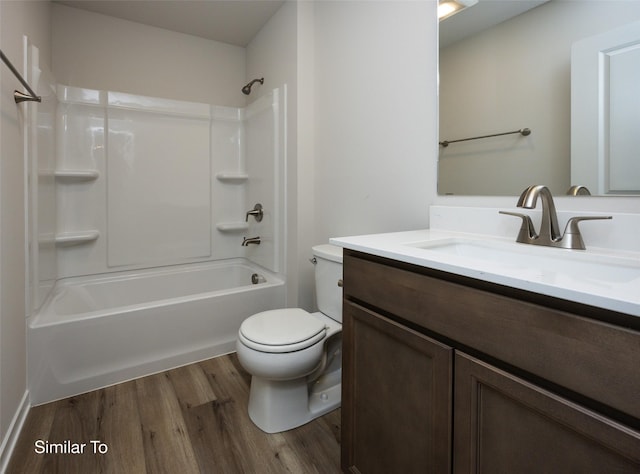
[6, 353, 341, 474]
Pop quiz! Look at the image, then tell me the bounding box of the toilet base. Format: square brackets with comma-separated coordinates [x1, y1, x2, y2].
[247, 367, 341, 433]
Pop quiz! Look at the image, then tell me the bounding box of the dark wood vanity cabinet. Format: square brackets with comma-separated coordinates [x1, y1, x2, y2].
[341, 250, 640, 473]
[342, 301, 453, 473]
[455, 352, 640, 473]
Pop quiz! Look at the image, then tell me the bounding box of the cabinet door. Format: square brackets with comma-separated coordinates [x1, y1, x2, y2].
[454, 352, 640, 473]
[342, 301, 453, 474]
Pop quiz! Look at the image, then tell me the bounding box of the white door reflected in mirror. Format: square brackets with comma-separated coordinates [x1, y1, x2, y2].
[571, 20, 640, 195]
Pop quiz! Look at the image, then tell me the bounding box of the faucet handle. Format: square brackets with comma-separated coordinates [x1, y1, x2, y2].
[561, 216, 612, 250]
[499, 211, 537, 243]
[245, 203, 264, 222]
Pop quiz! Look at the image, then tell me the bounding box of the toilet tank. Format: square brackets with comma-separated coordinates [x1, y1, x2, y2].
[312, 244, 343, 323]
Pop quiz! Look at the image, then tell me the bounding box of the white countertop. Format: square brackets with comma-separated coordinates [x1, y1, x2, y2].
[330, 229, 640, 317]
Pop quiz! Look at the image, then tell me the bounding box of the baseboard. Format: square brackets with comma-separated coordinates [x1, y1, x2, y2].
[0, 391, 30, 474]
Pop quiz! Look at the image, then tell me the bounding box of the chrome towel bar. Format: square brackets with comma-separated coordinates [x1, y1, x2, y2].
[439, 127, 531, 148]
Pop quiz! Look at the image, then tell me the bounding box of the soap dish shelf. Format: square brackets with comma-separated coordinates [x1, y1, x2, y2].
[55, 230, 100, 247]
[216, 172, 248, 184]
[54, 170, 100, 182]
[216, 222, 249, 232]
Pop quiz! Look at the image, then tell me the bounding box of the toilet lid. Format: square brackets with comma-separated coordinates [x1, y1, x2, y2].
[239, 308, 327, 348]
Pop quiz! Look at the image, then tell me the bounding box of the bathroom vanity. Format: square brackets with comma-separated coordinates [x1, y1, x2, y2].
[333, 230, 640, 473]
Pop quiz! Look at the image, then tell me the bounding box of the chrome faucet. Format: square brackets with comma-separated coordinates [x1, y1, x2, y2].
[500, 185, 611, 250]
[242, 236, 261, 246]
[518, 184, 562, 242]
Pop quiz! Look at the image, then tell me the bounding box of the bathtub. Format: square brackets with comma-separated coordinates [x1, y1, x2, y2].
[28, 259, 285, 405]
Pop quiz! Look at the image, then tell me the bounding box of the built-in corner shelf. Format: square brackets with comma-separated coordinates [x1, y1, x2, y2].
[216, 222, 249, 232]
[216, 172, 248, 184]
[55, 230, 99, 247]
[54, 170, 100, 182]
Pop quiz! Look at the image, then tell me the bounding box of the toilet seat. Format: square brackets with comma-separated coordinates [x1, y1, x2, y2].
[239, 308, 327, 353]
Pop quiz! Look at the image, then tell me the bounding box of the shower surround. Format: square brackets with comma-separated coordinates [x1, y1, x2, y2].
[28, 84, 286, 404]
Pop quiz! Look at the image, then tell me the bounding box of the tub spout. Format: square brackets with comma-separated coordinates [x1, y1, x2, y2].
[242, 236, 261, 246]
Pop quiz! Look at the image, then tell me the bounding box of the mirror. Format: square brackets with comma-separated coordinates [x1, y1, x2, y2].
[438, 0, 640, 196]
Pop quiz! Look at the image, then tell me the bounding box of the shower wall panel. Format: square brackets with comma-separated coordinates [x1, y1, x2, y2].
[54, 85, 283, 278]
[210, 105, 247, 260]
[28, 42, 58, 312]
[244, 89, 281, 272]
[106, 94, 211, 267]
[56, 91, 106, 278]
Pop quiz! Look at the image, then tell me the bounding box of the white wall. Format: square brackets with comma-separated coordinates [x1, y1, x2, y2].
[295, 1, 317, 311]
[313, 0, 437, 242]
[52, 3, 246, 107]
[283, 0, 438, 312]
[0, 0, 50, 464]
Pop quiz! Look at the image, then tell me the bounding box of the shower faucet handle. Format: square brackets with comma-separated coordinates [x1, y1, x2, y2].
[245, 203, 264, 222]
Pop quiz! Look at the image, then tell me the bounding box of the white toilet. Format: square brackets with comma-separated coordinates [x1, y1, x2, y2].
[236, 244, 343, 433]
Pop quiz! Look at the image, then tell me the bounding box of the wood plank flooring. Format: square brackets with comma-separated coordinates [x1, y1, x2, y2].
[6, 353, 341, 474]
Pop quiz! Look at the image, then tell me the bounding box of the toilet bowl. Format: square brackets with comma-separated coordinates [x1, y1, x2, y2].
[236, 244, 343, 433]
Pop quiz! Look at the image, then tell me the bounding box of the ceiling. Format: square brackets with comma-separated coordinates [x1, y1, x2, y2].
[54, 0, 286, 47]
[440, 0, 549, 48]
[55, 0, 549, 50]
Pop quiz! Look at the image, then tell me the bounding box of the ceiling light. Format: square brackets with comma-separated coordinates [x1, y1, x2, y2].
[438, 0, 478, 21]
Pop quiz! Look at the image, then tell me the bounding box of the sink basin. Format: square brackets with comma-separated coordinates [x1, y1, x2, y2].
[404, 238, 640, 285]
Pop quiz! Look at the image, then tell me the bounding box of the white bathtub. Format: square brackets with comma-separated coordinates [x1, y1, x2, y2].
[28, 259, 285, 405]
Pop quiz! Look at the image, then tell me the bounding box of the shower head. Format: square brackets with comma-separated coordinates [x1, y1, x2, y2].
[242, 78, 264, 95]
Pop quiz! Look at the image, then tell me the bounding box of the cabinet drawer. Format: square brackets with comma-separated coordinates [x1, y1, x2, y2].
[344, 252, 640, 420]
